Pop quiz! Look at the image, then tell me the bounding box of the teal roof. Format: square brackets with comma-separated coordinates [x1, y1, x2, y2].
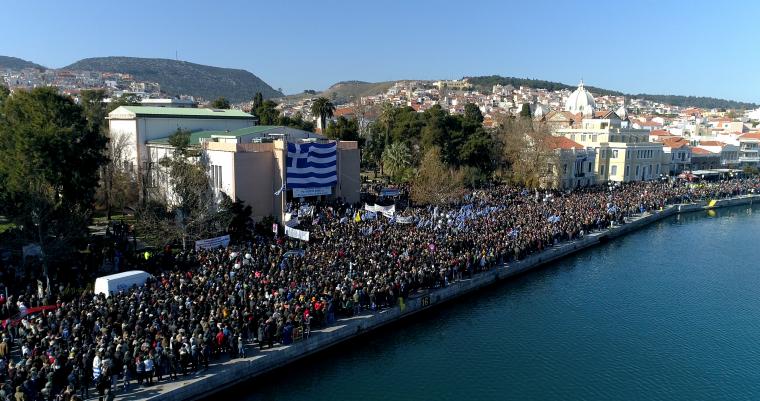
[147, 125, 284, 145]
[111, 106, 255, 120]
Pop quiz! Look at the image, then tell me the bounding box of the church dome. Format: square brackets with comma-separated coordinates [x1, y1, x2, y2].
[616, 104, 628, 120]
[564, 80, 596, 116]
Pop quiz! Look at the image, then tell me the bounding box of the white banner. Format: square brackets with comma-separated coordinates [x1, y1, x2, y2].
[293, 187, 332, 197]
[194, 234, 231, 251]
[396, 216, 414, 224]
[364, 204, 395, 216]
[284, 226, 310, 241]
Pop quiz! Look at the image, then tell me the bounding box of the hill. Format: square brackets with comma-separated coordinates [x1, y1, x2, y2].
[64, 56, 282, 102]
[466, 75, 757, 110]
[280, 80, 397, 103]
[0, 56, 46, 70]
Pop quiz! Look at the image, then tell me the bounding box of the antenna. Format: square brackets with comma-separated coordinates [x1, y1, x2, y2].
[175, 50, 178, 61]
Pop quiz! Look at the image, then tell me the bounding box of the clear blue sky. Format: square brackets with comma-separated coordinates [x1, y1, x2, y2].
[2, 0, 758, 102]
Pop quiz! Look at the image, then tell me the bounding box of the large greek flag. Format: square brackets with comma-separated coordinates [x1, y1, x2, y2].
[286, 142, 337, 189]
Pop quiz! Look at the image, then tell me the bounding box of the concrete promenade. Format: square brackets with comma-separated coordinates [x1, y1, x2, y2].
[114, 194, 759, 401]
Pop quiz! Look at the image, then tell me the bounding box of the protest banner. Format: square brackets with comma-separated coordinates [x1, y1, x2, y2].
[194, 235, 231, 251]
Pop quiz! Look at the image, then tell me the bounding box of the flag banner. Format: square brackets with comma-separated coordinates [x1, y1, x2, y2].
[194, 234, 231, 251]
[284, 217, 300, 228]
[708, 199, 718, 208]
[380, 188, 401, 197]
[293, 187, 332, 197]
[272, 223, 278, 234]
[284, 226, 310, 241]
[286, 142, 337, 189]
[362, 211, 377, 220]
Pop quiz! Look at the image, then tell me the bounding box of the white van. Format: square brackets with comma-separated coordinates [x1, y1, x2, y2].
[94, 270, 151, 297]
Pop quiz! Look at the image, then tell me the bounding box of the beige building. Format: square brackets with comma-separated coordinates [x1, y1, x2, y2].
[544, 137, 597, 189]
[109, 106, 360, 221]
[555, 112, 667, 182]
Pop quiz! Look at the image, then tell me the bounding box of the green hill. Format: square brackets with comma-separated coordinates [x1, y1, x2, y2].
[64, 56, 282, 102]
[280, 80, 397, 103]
[466, 75, 756, 110]
[0, 56, 46, 70]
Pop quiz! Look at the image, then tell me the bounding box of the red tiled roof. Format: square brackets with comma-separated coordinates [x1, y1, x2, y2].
[740, 132, 760, 140]
[333, 107, 354, 117]
[698, 140, 724, 146]
[546, 136, 584, 150]
[650, 130, 670, 136]
[662, 137, 689, 149]
[691, 147, 714, 155]
[637, 121, 661, 127]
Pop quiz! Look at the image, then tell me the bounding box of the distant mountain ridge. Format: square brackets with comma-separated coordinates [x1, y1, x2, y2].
[465, 76, 757, 110]
[64, 56, 282, 102]
[0, 56, 46, 70]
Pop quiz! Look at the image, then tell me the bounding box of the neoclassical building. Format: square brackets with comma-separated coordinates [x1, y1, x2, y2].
[553, 83, 669, 182]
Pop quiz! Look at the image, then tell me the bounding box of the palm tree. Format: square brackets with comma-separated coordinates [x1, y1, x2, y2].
[378, 102, 395, 146]
[310, 97, 335, 132]
[382, 142, 412, 182]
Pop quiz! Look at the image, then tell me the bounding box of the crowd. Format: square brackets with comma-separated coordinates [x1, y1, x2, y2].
[0, 178, 757, 401]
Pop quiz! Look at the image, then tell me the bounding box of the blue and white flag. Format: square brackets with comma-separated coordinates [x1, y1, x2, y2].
[286, 142, 337, 189]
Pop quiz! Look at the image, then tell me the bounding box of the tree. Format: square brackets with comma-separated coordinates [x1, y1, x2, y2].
[310, 97, 335, 132]
[211, 97, 231, 109]
[217, 194, 253, 242]
[324, 116, 360, 141]
[254, 100, 280, 125]
[381, 142, 412, 183]
[139, 129, 218, 249]
[519, 103, 532, 118]
[106, 93, 141, 113]
[0, 87, 107, 283]
[411, 147, 465, 205]
[378, 102, 396, 146]
[495, 117, 557, 188]
[95, 133, 138, 219]
[79, 89, 108, 133]
[0, 85, 9, 110]
[464, 103, 484, 124]
[253, 92, 264, 110]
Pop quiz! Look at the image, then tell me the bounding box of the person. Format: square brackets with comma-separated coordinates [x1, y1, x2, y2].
[135, 356, 145, 386]
[237, 335, 245, 358]
[143, 355, 154, 385]
[14, 386, 24, 401]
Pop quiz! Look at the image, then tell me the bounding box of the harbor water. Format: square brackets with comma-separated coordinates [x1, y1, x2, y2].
[230, 204, 760, 401]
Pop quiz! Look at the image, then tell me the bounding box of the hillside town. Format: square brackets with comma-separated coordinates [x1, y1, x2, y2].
[0, 65, 193, 104]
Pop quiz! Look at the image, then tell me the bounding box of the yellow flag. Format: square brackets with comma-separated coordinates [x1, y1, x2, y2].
[398, 297, 406, 312]
[708, 199, 718, 208]
[354, 211, 362, 223]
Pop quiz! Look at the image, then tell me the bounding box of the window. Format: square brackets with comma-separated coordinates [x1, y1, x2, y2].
[210, 164, 223, 189]
[563, 164, 568, 174]
[656, 164, 660, 174]
[588, 162, 593, 172]
[613, 150, 619, 158]
[611, 165, 618, 175]
[625, 165, 630, 176]
[636, 165, 640, 176]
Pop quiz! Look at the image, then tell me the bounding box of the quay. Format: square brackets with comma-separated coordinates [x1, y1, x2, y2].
[117, 194, 758, 401]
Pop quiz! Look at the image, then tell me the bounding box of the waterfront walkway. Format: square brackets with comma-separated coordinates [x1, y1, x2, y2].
[112, 195, 759, 401]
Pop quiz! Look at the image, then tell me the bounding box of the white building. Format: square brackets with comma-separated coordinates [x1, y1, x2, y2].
[140, 98, 197, 108]
[107, 105, 257, 183]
